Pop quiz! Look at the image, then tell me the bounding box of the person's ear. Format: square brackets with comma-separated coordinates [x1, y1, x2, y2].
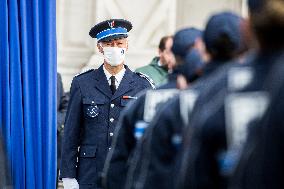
[97, 43, 104, 53]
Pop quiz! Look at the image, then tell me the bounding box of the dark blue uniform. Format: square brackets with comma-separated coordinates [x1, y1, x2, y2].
[124, 95, 185, 189]
[133, 11, 247, 189]
[231, 53, 284, 189]
[102, 28, 203, 189]
[60, 65, 152, 189]
[228, 0, 284, 188]
[124, 61, 232, 189]
[102, 90, 148, 189]
[176, 52, 283, 189]
[102, 87, 179, 189]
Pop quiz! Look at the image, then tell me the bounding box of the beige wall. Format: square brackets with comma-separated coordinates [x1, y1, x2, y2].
[57, 0, 246, 91]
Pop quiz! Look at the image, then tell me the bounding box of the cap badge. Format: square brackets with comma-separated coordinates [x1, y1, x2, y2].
[108, 21, 115, 28]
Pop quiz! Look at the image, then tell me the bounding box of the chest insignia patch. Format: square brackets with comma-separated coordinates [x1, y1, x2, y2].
[86, 105, 99, 118]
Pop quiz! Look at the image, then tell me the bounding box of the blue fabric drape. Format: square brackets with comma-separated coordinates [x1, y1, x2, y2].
[0, 0, 57, 188]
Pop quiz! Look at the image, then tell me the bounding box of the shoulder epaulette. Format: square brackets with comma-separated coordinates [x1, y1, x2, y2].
[74, 69, 94, 77]
[135, 72, 156, 89]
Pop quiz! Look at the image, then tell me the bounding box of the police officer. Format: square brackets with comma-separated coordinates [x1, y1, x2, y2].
[231, 0, 284, 188]
[126, 12, 246, 189]
[60, 19, 153, 189]
[102, 28, 203, 189]
[176, 4, 284, 189]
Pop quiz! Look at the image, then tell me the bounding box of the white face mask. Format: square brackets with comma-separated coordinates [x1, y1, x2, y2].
[102, 46, 126, 67]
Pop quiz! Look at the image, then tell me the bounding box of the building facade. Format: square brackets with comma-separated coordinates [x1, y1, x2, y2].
[57, 0, 247, 90]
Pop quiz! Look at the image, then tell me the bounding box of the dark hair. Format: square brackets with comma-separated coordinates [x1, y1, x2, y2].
[158, 36, 173, 51]
[207, 33, 237, 61]
[250, 0, 284, 50]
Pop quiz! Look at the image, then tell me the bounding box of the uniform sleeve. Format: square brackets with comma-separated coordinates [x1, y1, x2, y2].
[136, 72, 156, 89]
[60, 78, 83, 179]
[102, 95, 146, 189]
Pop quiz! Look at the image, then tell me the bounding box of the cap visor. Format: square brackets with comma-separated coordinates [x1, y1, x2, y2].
[99, 34, 128, 42]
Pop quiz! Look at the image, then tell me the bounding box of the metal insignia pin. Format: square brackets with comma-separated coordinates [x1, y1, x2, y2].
[108, 21, 115, 28]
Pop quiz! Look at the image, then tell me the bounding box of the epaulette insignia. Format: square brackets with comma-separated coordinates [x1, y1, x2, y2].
[74, 69, 94, 77]
[135, 72, 156, 89]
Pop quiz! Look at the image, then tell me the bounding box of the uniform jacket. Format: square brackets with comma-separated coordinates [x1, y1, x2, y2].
[102, 92, 147, 189]
[136, 57, 168, 87]
[177, 52, 282, 189]
[60, 65, 152, 189]
[125, 60, 229, 189]
[102, 80, 178, 189]
[231, 53, 284, 189]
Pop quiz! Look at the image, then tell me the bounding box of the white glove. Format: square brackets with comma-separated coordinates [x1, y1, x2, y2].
[62, 178, 79, 189]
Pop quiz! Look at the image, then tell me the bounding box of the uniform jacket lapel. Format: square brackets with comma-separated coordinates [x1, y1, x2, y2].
[111, 66, 135, 100]
[93, 65, 112, 99]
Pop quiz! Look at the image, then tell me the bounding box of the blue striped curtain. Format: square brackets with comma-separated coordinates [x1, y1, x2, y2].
[0, 0, 57, 188]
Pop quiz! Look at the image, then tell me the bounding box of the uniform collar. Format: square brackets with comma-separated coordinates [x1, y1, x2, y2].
[93, 64, 136, 100]
[103, 64, 126, 85]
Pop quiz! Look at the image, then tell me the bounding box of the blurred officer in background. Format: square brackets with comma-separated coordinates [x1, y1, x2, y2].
[176, 2, 284, 188]
[166, 28, 205, 89]
[101, 27, 203, 189]
[162, 28, 205, 89]
[56, 73, 69, 184]
[136, 36, 175, 87]
[126, 11, 245, 189]
[231, 0, 284, 188]
[122, 28, 204, 189]
[60, 19, 153, 189]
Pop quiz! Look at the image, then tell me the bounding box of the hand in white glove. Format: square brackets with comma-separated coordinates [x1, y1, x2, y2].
[62, 178, 79, 189]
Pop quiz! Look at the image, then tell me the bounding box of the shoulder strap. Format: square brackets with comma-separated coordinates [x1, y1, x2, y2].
[135, 72, 156, 89]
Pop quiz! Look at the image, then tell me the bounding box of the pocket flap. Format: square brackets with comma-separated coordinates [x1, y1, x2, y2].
[79, 146, 97, 158]
[83, 98, 106, 105]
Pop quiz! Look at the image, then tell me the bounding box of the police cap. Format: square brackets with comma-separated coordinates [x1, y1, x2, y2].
[172, 28, 202, 58]
[175, 49, 204, 83]
[89, 19, 132, 42]
[203, 12, 242, 54]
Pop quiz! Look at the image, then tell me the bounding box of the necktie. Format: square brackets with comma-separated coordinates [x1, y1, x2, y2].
[110, 76, 116, 94]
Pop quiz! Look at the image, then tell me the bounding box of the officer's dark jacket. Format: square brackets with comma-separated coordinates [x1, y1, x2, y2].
[102, 76, 179, 189]
[125, 97, 183, 189]
[176, 52, 283, 189]
[125, 61, 229, 189]
[231, 54, 284, 189]
[102, 91, 147, 189]
[60, 65, 152, 189]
